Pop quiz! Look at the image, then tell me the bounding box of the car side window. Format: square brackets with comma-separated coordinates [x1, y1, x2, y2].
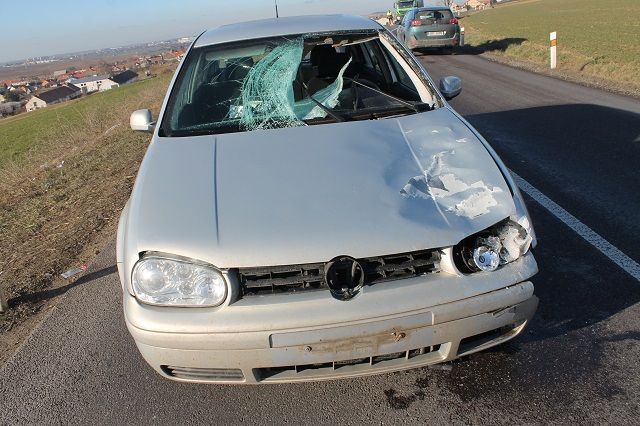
[361, 42, 384, 79]
[359, 43, 374, 69]
[383, 44, 415, 90]
[168, 54, 199, 129]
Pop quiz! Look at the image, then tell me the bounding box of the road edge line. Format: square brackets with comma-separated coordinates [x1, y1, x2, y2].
[510, 171, 640, 282]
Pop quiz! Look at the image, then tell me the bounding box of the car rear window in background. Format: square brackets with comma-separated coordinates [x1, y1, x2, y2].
[415, 9, 453, 23]
[398, 1, 415, 7]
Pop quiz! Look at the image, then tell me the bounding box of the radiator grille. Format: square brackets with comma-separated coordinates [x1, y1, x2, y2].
[238, 249, 441, 296]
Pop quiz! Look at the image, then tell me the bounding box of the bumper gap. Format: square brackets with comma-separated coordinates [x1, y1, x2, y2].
[161, 365, 245, 382]
[457, 322, 523, 356]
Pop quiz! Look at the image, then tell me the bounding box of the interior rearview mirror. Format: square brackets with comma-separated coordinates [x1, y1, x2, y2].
[439, 76, 462, 100]
[130, 109, 155, 133]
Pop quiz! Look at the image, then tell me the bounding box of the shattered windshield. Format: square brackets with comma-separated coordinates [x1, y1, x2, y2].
[160, 32, 435, 136]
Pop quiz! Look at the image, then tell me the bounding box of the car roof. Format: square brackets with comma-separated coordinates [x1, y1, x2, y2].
[194, 14, 382, 48]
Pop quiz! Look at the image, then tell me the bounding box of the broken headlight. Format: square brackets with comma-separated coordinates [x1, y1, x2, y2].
[454, 178, 536, 273]
[132, 255, 227, 307]
[454, 219, 534, 273]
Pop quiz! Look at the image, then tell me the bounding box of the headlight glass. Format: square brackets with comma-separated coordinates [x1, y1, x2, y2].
[455, 219, 533, 273]
[472, 236, 502, 272]
[132, 256, 227, 307]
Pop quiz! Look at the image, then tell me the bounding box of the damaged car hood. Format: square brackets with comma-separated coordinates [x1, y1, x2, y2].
[129, 108, 515, 267]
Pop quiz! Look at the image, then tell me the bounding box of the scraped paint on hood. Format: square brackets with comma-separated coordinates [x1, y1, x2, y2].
[400, 149, 504, 219]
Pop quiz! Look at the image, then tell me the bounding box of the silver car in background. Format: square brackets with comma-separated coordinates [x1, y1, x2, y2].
[119, 15, 538, 384]
[396, 7, 461, 52]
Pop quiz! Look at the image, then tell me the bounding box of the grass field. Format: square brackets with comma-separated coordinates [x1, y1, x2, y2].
[0, 77, 169, 168]
[0, 70, 172, 341]
[462, 0, 640, 94]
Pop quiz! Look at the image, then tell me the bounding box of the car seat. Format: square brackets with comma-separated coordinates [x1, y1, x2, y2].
[307, 45, 351, 95]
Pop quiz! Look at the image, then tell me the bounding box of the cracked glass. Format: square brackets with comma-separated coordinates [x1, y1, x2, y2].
[160, 31, 434, 137]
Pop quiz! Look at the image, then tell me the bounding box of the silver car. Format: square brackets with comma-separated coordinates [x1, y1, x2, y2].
[119, 15, 538, 384]
[396, 7, 461, 51]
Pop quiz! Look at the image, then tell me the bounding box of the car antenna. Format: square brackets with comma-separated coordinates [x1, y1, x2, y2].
[274, 0, 279, 18]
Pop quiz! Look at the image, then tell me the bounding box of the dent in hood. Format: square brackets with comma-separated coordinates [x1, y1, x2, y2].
[127, 108, 515, 267]
[399, 128, 505, 219]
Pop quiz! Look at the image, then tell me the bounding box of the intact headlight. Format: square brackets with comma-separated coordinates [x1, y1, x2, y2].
[132, 255, 227, 307]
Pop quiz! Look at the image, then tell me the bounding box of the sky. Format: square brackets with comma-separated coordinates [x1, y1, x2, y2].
[1, 0, 450, 63]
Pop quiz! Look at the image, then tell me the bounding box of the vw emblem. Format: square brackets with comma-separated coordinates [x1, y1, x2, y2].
[324, 256, 365, 301]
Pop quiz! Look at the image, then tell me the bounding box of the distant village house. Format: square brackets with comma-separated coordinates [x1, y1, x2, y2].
[25, 85, 81, 112]
[111, 70, 138, 86]
[148, 55, 164, 65]
[67, 75, 118, 94]
[465, 0, 491, 10]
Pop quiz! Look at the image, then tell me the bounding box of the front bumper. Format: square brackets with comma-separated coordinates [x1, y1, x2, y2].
[124, 254, 539, 384]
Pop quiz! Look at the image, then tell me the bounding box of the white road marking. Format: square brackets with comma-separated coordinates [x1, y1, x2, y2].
[510, 171, 640, 282]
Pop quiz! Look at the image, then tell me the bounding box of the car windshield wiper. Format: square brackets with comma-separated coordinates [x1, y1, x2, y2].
[344, 77, 433, 114]
[351, 75, 360, 112]
[299, 80, 348, 124]
[162, 124, 242, 137]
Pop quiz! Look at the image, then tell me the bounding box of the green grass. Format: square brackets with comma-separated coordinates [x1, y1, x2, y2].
[0, 76, 169, 170]
[462, 0, 640, 92]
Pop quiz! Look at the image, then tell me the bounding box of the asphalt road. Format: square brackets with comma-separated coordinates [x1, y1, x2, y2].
[2, 54, 639, 425]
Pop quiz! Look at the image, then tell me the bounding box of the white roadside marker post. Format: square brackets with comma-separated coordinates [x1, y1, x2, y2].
[550, 31, 557, 69]
[460, 27, 465, 47]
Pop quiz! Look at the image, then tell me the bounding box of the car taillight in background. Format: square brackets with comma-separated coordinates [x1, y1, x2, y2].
[411, 19, 422, 26]
[449, 18, 459, 24]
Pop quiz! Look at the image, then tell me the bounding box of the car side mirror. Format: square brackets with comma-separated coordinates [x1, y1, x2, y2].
[439, 76, 462, 100]
[130, 109, 155, 133]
